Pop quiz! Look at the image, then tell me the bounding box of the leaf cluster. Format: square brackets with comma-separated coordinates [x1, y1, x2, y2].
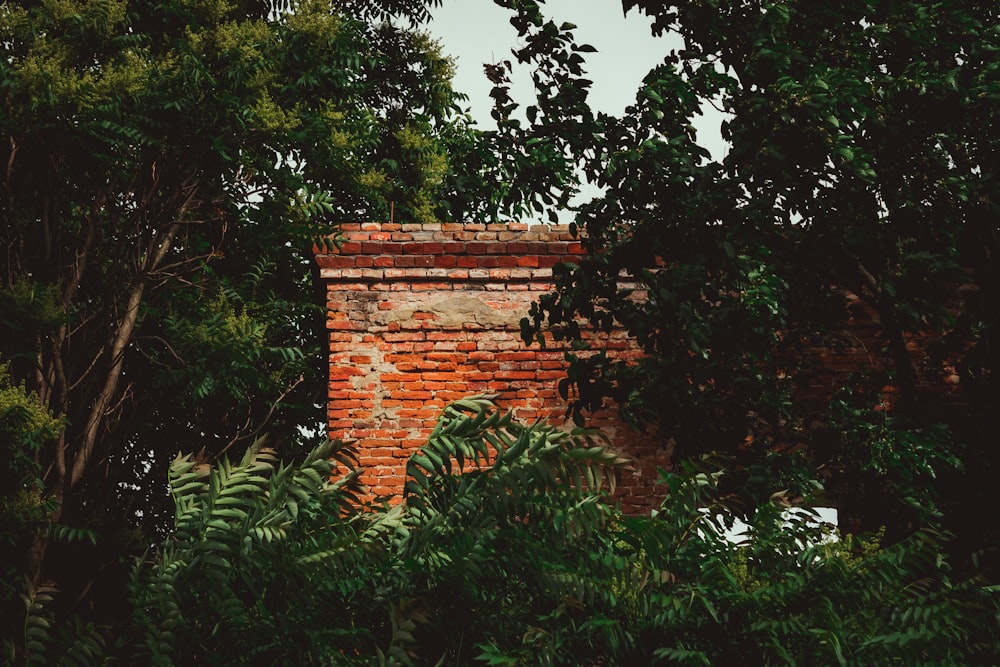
[10, 398, 998, 665]
[502, 0, 1000, 573]
[0, 363, 63, 621]
[0, 0, 495, 620]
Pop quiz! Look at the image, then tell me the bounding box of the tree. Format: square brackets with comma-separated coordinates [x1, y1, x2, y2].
[0, 0, 482, 615]
[0, 363, 64, 623]
[501, 0, 998, 565]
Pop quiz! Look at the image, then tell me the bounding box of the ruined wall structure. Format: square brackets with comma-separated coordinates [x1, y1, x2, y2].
[316, 222, 967, 515]
[316, 221, 669, 513]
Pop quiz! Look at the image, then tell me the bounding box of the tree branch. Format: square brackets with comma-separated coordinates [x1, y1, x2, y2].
[216, 374, 305, 460]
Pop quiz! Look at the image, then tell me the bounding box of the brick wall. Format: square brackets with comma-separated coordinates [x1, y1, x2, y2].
[316, 222, 971, 519]
[786, 288, 966, 423]
[316, 222, 670, 513]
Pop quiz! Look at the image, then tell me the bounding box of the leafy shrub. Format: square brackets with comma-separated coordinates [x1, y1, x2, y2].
[390, 397, 634, 665]
[126, 438, 371, 665]
[1, 362, 64, 662]
[12, 398, 998, 665]
[620, 459, 998, 665]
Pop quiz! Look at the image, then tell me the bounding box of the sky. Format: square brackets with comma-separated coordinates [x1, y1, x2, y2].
[425, 1, 729, 219]
[427, 1, 667, 125]
[427, 1, 728, 154]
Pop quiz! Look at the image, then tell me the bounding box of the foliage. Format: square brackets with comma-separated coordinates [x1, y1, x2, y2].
[0, 0, 490, 626]
[11, 399, 999, 665]
[123, 437, 367, 665]
[4, 0, 997, 661]
[809, 387, 964, 538]
[501, 0, 1000, 570]
[393, 396, 633, 664]
[621, 459, 998, 665]
[0, 363, 63, 644]
[15, 435, 372, 666]
[0, 362, 63, 493]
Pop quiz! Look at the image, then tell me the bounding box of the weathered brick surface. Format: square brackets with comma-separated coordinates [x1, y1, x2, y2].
[786, 288, 966, 424]
[319, 224, 971, 520]
[317, 222, 670, 513]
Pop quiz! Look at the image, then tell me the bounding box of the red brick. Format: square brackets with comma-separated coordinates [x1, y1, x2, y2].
[329, 367, 363, 380]
[426, 331, 466, 341]
[380, 373, 414, 383]
[328, 320, 359, 330]
[497, 351, 537, 362]
[538, 256, 561, 268]
[516, 256, 540, 268]
[426, 352, 463, 362]
[435, 256, 457, 268]
[318, 222, 674, 512]
[316, 255, 356, 268]
[384, 332, 425, 342]
[420, 371, 459, 382]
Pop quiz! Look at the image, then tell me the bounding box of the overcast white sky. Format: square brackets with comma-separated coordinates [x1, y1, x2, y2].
[428, 1, 665, 124]
[425, 1, 727, 220]
[427, 1, 727, 154]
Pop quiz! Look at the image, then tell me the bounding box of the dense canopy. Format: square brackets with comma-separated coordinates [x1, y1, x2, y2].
[505, 0, 998, 562]
[1, 0, 998, 663]
[0, 0, 482, 618]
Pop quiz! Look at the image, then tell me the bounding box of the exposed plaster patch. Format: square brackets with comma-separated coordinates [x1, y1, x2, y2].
[378, 295, 522, 328]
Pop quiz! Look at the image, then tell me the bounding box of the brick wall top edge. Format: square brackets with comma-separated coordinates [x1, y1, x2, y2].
[313, 223, 583, 255]
[339, 222, 535, 233]
[318, 266, 557, 282]
[320, 241, 583, 256]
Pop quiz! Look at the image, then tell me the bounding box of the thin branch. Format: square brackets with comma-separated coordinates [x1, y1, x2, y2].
[70, 279, 148, 488]
[216, 374, 305, 460]
[148, 251, 221, 278]
[67, 350, 105, 392]
[855, 260, 883, 300]
[134, 334, 186, 367]
[66, 310, 99, 339]
[62, 209, 99, 309]
[4, 136, 17, 194]
[103, 379, 134, 418]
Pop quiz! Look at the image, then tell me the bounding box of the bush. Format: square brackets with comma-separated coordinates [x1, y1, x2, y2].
[14, 398, 998, 665]
[621, 459, 998, 665]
